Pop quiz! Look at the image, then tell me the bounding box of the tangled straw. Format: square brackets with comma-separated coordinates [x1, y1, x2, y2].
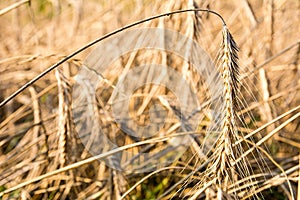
[0, 7, 245, 198]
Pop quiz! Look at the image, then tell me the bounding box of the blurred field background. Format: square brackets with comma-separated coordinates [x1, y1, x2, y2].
[0, 0, 299, 199]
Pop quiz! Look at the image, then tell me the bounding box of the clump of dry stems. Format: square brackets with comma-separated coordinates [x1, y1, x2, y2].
[0, 0, 299, 200]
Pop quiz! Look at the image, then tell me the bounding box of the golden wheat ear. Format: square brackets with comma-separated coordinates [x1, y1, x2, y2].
[221, 26, 240, 110]
[213, 25, 242, 195]
[219, 25, 240, 141]
[190, 25, 245, 200]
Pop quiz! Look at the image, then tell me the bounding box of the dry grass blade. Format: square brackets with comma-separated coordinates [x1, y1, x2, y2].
[0, 0, 29, 16]
[235, 111, 300, 165]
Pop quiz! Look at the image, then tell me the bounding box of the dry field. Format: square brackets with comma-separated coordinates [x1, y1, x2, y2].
[0, 0, 299, 199]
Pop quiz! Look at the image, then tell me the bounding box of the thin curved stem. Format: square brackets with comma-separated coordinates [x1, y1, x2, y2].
[0, 8, 225, 108]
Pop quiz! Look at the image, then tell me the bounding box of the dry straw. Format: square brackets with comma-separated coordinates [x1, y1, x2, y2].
[0, 1, 299, 199]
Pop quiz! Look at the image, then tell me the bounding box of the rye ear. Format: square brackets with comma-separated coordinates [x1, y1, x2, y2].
[215, 25, 241, 194]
